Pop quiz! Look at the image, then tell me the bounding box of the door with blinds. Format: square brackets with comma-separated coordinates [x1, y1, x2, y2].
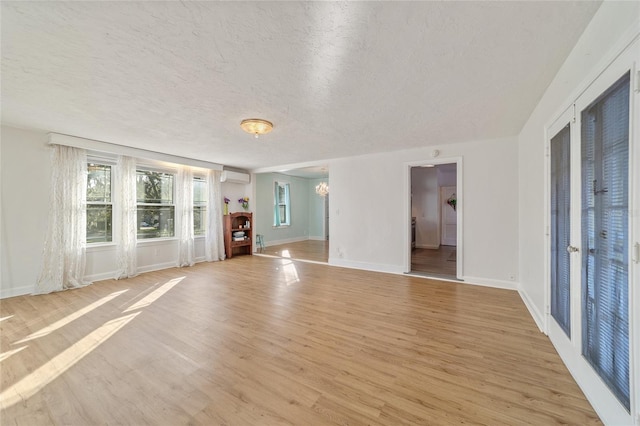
[547, 52, 637, 425]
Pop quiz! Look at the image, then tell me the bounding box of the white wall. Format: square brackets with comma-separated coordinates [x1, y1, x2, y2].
[0, 125, 233, 296]
[329, 136, 519, 288]
[411, 167, 439, 248]
[517, 1, 640, 329]
[1, 126, 51, 298]
[308, 177, 327, 240]
[221, 181, 251, 215]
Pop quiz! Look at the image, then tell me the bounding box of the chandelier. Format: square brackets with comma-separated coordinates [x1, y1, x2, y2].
[315, 182, 329, 197]
[240, 118, 273, 138]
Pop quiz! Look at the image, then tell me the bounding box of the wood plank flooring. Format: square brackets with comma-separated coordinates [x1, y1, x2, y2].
[411, 246, 457, 277]
[0, 257, 600, 425]
[258, 239, 329, 263]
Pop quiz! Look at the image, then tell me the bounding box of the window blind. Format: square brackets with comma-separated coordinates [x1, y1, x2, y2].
[550, 124, 571, 337]
[581, 72, 630, 411]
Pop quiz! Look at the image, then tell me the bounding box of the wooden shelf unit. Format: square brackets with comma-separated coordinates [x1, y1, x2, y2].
[223, 212, 253, 259]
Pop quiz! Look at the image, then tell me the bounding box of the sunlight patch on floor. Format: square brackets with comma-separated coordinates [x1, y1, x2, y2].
[14, 289, 130, 345]
[0, 312, 140, 409]
[277, 258, 300, 286]
[123, 277, 185, 313]
[0, 345, 27, 363]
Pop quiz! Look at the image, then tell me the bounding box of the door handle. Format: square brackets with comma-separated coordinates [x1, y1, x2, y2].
[567, 245, 580, 253]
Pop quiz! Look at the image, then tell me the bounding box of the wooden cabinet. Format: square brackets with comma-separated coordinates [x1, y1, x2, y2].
[223, 212, 252, 259]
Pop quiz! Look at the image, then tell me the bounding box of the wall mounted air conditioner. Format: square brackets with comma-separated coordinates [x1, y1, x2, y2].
[220, 170, 250, 184]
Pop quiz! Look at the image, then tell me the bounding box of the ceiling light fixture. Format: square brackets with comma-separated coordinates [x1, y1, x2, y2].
[315, 182, 329, 197]
[240, 118, 273, 138]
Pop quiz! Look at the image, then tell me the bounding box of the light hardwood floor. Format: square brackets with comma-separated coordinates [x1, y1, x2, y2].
[258, 239, 329, 263]
[0, 257, 600, 425]
[411, 246, 457, 277]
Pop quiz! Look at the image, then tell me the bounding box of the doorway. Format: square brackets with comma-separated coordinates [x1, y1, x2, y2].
[409, 163, 459, 279]
[253, 167, 329, 264]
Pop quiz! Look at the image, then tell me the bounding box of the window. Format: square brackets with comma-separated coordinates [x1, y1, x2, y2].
[193, 177, 206, 236]
[136, 170, 175, 239]
[86, 163, 113, 243]
[274, 181, 290, 226]
[581, 73, 630, 410]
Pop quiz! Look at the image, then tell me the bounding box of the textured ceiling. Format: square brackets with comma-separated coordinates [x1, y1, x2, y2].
[1, 1, 600, 171]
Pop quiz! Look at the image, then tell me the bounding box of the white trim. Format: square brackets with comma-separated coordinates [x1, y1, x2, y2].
[416, 244, 440, 249]
[460, 275, 517, 291]
[137, 261, 179, 275]
[549, 320, 632, 426]
[518, 287, 545, 332]
[308, 236, 327, 241]
[545, 17, 640, 131]
[264, 236, 308, 247]
[328, 258, 406, 275]
[404, 156, 463, 280]
[0, 285, 33, 299]
[49, 133, 223, 171]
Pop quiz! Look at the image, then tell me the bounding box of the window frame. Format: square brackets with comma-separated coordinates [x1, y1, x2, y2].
[135, 168, 176, 240]
[273, 180, 291, 227]
[193, 175, 207, 237]
[86, 160, 114, 245]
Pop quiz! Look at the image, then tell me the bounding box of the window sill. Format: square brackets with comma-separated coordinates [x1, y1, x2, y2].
[273, 225, 290, 229]
[87, 242, 117, 251]
[136, 237, 178, 245]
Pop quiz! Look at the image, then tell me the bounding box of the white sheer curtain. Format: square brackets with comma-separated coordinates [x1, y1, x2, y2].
[205, 169, 225, 261]
[114, 155, 138, 279]
[35, 145, 91, 294]
[177, 167, 195, 267]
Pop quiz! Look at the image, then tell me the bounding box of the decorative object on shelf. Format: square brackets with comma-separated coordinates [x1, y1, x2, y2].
[238, 196, 249, 210]
[446, 193, 457, 211]
[223, 196, 230, 215]
[315, 182, 329, 197]
[240, 118, 273, 138]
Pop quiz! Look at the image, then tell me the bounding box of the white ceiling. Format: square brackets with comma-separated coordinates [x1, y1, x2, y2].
[1, 1, 600, 171]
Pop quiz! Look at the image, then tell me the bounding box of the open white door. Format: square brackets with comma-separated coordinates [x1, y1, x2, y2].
[440, 186, 457, 246]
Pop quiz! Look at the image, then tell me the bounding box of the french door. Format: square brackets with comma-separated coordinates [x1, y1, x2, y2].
[547, 47, 638, 425]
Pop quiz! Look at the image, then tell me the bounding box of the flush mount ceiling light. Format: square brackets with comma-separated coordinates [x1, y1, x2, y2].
[240, 118, 273, 138]
[315, 182, 329, 197]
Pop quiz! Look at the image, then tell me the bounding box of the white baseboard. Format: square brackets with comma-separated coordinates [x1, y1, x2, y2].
[460, 275, 518, 291]
[308, 236, 327, 241]
[517, 287, 545, 333]
[0, 284, 33, 299]
[416, 243, 440, 249]
[85, 271, 118, 282]
[264, 236, 308, 247]
[328, 258, 405, 275]
[137, 261, 179, 275]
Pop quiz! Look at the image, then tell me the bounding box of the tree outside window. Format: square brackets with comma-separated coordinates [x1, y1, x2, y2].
[136, 170, 175, 239]
[86, 163, 112, 243]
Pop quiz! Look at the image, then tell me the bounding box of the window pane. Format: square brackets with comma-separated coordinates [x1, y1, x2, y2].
[136, 171, 174, 204]
[87, 164, 111, 202]
[87, 204, 112, 243]
[550, 124, 571, 337]
[194, 206, 206, 236]
[193, 178, 206, 205]
[137, 206, 175, 239]
[581, 72, 630, 410]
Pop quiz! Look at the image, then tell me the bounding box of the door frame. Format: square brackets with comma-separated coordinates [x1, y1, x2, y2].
[404, 156, 463, 279]
[544, 42, 638, 425]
